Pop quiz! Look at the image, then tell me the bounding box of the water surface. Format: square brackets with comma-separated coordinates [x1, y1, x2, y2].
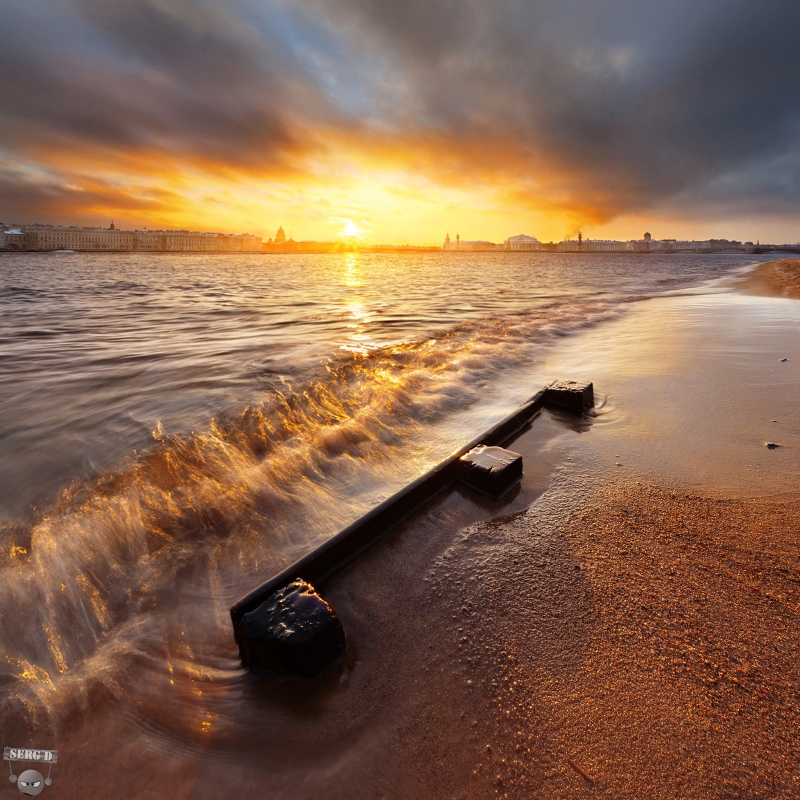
[0, 249, 785, 796]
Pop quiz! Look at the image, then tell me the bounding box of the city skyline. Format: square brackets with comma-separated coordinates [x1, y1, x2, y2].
[3, 220, 796, 254]
[2, 1, 800, 244]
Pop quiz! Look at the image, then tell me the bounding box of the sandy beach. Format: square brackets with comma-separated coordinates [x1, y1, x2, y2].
[737, 258, 800, 299]
[4, 259, 800, 800]
[214, 259, 800, 800]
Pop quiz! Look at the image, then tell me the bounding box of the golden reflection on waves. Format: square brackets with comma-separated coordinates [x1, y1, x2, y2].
[343, 252, 362, 288]
[0, 289, 622, 740]
[341, 254, 379, 355]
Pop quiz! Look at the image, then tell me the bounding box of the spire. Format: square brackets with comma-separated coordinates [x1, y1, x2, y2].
[110, 220, 116, 230]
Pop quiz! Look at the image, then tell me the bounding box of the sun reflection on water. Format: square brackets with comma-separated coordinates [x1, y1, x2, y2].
[343, 252, 362, 287]
[341, 253, 378, 355]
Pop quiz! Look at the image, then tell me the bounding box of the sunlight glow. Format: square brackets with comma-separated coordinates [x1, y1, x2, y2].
[342, 219, 365, 239]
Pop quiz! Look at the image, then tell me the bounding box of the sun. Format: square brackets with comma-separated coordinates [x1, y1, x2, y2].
[342, 219, 364, 239]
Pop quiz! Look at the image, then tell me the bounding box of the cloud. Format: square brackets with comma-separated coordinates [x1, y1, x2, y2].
[0, 0, 333, 175]
[0, 161, 185, 225]
[310, 0, 800, 221]
[2, 0, 800, 231]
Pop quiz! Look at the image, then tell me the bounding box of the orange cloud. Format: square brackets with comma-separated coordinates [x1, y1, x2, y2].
[4, 0, 800, 243]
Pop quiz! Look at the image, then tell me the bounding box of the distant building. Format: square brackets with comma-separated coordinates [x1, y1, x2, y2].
[1, 226, 262, 252]
[24, 227, 134, 251]
[3, 229, 28, 250]
[546, 229, 751, 254]
[626, 233, 653, 252]
[159, 230, 261, 251]
[558, 237, 630, 252]
[505, 234, 542, 250]
[136, 231, 164, 250]
[584, 239, 628, 252]
[275, 226, 286, 244]
[443, 233, 501, 251]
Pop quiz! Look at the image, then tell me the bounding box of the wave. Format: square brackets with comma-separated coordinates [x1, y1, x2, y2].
[0, 291, 631, 734]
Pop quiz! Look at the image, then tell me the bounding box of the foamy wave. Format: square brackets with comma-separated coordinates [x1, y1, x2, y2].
[0, 292, 629, 730]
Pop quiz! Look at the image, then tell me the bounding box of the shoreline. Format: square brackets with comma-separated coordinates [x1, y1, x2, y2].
[3, 248, 798, 256]
[734, 257, 800, 298]
[6, 259, 800, 798]
[451, 259, 800, 797]
[304, 258, 800, 797]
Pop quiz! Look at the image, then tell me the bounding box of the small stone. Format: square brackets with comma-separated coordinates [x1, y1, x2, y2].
[236, 579, 346, 677]
[779, 358, 789, 362]
[765, 442, 782, 449]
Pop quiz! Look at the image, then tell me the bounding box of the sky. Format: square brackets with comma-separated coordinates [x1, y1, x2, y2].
[2, 0, 800, 244]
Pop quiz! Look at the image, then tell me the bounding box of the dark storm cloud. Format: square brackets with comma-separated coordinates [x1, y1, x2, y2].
[310, 0, 800, 219]
[2, 0, 800, 224]
[0, 0, 335, 173]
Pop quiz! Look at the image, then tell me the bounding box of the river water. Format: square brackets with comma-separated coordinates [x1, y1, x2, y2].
[0, 250, 784, 796]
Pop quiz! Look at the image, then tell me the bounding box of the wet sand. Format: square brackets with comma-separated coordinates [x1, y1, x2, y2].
[9, 261, 800, 799]
[194, 259, 800, 799]
[305, 259, 800, 799]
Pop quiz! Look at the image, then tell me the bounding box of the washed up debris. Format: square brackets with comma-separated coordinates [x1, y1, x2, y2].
[235, 579, 346, 677]
[779, 358, 789, 362]
[567, 757, 595, 784]
[231, 378, 598, 671]
[765, 442, 782, 449]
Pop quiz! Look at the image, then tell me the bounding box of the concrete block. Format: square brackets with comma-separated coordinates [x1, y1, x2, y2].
[460, 445, 523, 499]
[544, 380, 594, 415]
[235, 579, 346, 678]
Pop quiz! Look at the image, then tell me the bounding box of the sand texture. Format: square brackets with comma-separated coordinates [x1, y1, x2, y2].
[322, 268, 800, 799]
[738, 258, 800, 298]
[425, 482, 800, 798]
[9, 262, 800, 800]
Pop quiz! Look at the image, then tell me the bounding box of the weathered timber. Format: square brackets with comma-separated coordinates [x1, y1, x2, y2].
[544, 380, 594, 415]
